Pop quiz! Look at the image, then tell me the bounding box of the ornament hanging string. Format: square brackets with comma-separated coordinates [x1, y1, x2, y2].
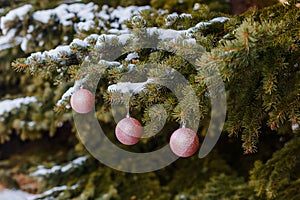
[124, 93, 131, 118]
[181, 112, 186, 128]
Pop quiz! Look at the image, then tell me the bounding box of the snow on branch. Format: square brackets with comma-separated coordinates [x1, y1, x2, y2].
[27, 185, 78, 200]
[0, 4, 32, 34]
[32, 2, 98, 26]
[30, 156, 88, 176]
[56, 76, 89, 107]
[0, 97, 37, 117]
[108, 78, 155, 94]
[0, 3, 151, 52]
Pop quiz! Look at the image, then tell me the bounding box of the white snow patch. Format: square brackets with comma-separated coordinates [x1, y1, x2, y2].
[118, 33, 132, 45]
[27, 121, 35, 127]
[165, 13, 178, 26]
[31, 156, 88, 176]
[0, 189, 34, 200]
[108, 78, 154, 94]
[27, 25, 34, 33]
[0, 4, 32, 34]
[21, 34, 32, 52]
[292, 123, 299, 131]
[33, 3, 97, 26]
[32, 9, 55, 24]
[95, 34, 119, 48]
[110, 5, 151, 24]
[0, 29, 23, 51]
[193, 3, 200, 10]
[0, 97, 37, 116]
[125, 52, 139, 61]
[71, 38, 88, 48]
[187, 17, 230, 34]
[148, 27, 188, 41]
[83, 33, 99, 43]
[98, 60, 121, 67]
[27, 185, 78, 200]
[77, 20, 95, 31]
[47, 45, 71, 58]
[98, 5, 110, 21]
[61, 156, 87, 172]
[180, 13, 192, 18]
[26, 45, 71, 65]
[209, 17, 230, 23]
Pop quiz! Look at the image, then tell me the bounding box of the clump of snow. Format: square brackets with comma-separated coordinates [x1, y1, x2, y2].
[165, 13, 192, 26]
[0, 189, 34, 200]
[125, 52, 139, 61]
[108, 78, 154, 94]
[0, 29, 23, 51]
[117, 33, 132, 45]
[61, 156, 87, 172]
[77, 21, 95, 32]
[27, 185, 78, 200]
[83, 33, 100, 44]
[187, 17, 230, 34]
[193, 3, 201, 10]
[98, 5, 151, 34]
[26, 45, 71, 65]
[27, 25, 34, 33]
[98, 60, 121, 67]
[0, 4, 32, 34]
[110, 5, 151, 24]
[70, 38, 88, 48]
[95, 34, 119, 49]
[0, 97, 37, 116]
[32, 9, 58, 24]
[76, 2, 97, 21]
[0, 4, 155, 52]
[209, 17, 230, 23]
[292, 123, 299, 131]
[20, 34, 32, 52]
[33, 3, 98, 26]
[180, 13, 192, 18]
[165, 13, 178, 26]
[31, 156, 88, 176]
[27, 121, 36, 127]
[157, 9, 169, 16]
[147, 27, 188, 41]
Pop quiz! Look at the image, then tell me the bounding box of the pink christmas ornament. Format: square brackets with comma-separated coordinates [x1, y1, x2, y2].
[115, 117, 142, 145]
[70, 89, 95, 114]
[170, 128, 199, 157]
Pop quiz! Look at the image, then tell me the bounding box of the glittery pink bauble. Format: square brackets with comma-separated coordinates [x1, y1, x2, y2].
[170, 128, 199, 157]
[70, 89, 95, 114]
[115, 117, 142, 145]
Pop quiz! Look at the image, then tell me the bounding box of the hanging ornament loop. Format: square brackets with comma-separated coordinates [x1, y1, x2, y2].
[123, 92, 131, 118]
[181, 112, 187, 128]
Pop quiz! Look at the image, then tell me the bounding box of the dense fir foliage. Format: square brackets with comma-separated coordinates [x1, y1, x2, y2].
[0, 0, 299, 199]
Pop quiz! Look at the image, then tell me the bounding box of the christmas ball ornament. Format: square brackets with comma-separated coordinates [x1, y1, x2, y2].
[170, 128, 199, 157]
[115, 117, 142, 145]
[70, 89, 95, 114]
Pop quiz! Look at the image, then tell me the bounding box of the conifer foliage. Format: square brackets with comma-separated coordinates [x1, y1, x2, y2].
[0, 0, 299, 199]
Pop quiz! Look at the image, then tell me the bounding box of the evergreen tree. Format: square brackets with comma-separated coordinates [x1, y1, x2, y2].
[0, 0, 299, 199]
